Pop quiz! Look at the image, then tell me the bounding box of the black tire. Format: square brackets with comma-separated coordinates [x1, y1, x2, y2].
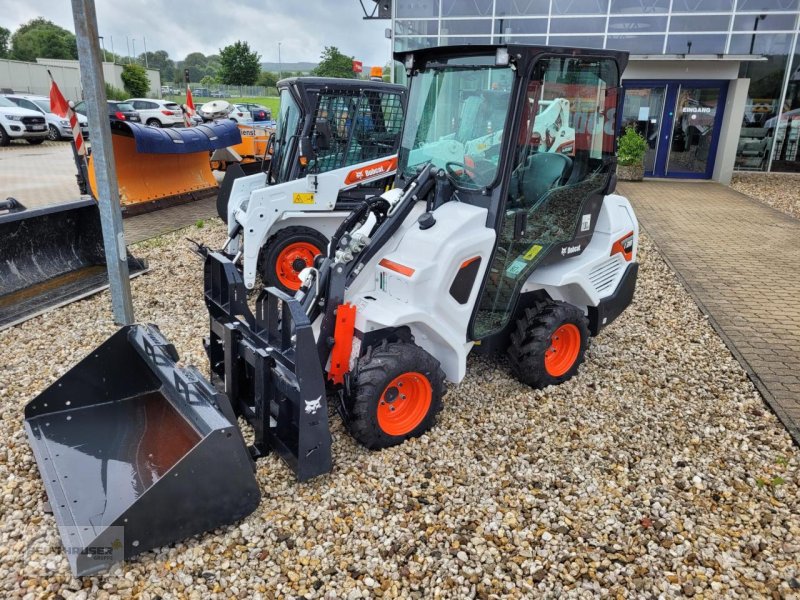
[146, 118, 162, 128]
[507, 300, 589, 389]
[47, 124, 61, 141]
[345, 342, 445, 450]
[27, 138, 45, 145]
[0, 126, 9, 147]
[261, 226, 328, 294]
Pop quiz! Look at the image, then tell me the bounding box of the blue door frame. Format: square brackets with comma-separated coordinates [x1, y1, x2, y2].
[620, 79, 729, 179]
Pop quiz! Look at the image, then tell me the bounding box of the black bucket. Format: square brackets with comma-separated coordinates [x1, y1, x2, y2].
[0, 199, 147, 330]
[23, 324, 261, 576]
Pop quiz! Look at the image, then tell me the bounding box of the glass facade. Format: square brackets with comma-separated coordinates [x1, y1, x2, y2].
[393, 0, 800, 172]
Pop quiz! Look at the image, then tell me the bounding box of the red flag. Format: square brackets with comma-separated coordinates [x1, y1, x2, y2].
[186, 85, 195, 112]
[49, 72, 69, 118]
[352, 60, 363, 74]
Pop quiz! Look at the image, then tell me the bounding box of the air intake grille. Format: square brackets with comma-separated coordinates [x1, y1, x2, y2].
[589, 257, 622, 295]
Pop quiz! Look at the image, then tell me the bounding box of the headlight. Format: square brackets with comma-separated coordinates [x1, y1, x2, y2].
[60, 119, 70, 126]
[5, 115, 23, 121]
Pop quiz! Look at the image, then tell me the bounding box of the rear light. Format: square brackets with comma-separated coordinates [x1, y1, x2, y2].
[237, 112, 243, 117]
[115, 111, 126, 120]
[611, 232, 635, 261]
[161, 110, 174, 116]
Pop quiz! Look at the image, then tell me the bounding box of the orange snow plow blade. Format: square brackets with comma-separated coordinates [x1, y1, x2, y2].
[87, 120, 241, 213]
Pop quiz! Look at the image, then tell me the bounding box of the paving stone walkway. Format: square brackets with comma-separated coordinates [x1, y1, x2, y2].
[125, 197, 218, 244]
[619, 180, 800, 444]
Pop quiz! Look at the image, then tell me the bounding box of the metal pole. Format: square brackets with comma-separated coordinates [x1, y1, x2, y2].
[132, 39, 137, 64]
[143, 36, 148, 68]
[278, 42, 282, 80]
[71, 0, 134, 325]
[110, 35, 114, 63]
[99, 36, 106, 61]
[126, 36, 131, 64]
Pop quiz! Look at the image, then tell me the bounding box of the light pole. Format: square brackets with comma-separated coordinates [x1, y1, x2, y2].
[98, 35, 106, 61]
[278, 41, 282, 80]
[749, 14, 767, 55]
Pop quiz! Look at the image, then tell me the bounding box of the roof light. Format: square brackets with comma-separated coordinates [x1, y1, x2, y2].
[495, 47, 510, 66]
[404, 54, 414, 70]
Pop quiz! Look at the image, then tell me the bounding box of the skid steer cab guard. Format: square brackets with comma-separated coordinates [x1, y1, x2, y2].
[23, 324, 260, 576]
[87, 120, 241, 214]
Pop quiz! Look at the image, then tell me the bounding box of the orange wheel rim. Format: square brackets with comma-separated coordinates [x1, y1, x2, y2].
[275, 241, 321, 290]
[376, 372, 432, 436]
[544, 323, 581, 377]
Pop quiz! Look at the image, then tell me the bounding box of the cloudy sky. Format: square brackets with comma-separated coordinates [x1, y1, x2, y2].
[4, 0, 392, 68]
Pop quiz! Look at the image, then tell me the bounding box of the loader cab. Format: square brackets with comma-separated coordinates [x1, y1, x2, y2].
[394, 45, 626, 340]
[269, 78, 406, 186]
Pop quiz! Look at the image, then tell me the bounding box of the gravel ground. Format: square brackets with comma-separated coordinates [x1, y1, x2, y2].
[1, 220, 799, 599]
[730, 172, 800, 220]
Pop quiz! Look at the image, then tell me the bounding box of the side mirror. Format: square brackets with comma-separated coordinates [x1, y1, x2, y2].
[314, 118, 333, 151]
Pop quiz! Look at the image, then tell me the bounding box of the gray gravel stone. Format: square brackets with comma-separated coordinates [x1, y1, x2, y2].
[0, 219, 798, 598]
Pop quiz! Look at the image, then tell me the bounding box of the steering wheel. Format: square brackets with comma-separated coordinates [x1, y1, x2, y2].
[445, 161, 469, 179]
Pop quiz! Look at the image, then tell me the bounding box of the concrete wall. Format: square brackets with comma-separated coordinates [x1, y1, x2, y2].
[713, 78, 749, 184]
[0, 58, 161, 100]
[623, 59, 741, 81]
[0, 59, 83, 99]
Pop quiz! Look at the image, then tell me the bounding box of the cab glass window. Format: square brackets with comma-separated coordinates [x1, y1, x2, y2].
[473, 56, 620, 338]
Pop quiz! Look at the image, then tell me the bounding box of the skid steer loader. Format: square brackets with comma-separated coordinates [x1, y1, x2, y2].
[25, 44, 639, 575]
[218, 76, 406, 293]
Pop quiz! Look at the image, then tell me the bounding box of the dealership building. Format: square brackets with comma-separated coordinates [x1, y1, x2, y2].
[366, 0, 800, 181]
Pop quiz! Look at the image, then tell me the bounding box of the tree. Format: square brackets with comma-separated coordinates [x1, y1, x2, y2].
[138, 50, 175, 82]
[182, 52, 210, 83]
[312, 46, 355, 79]
[257, 71, 278, 88]
[200, 74, 218, 86]
[218, 41, 261, 85]
[10, 18, 77, 62]
[0, 27, 10, 59]
[121, 63, 150, 97]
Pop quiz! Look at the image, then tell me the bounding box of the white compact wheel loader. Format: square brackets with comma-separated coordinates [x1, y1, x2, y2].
[218, 77, 406, 293]
[25, 44, 639, 574]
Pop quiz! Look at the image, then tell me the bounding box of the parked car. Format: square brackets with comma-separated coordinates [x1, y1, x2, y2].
[4, 94, 89, 142]
[124, 98, 184, 127]
[226, 103, 251, 124]
[0, 95, 48, 145]
[74, 100, 141, 124]
[193, 87, 210, 97]
[238, 103, 272, 122]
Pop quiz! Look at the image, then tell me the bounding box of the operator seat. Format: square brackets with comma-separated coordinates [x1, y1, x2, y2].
[521, 152, 573, 208]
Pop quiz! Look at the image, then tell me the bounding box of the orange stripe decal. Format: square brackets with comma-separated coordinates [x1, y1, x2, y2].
[328, 303, 357, 385]
[379, 258, 415, 277]
[344, 156, 398, 186]
[460, 256, 480, 269]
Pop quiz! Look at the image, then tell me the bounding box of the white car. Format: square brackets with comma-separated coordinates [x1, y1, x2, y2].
[0, 96, 48, 146]
[5, 94, 89, 142]
[229, 104, 251, 124]
[125, 98, 184, 128]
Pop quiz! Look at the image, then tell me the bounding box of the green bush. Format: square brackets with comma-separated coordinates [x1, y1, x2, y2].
[105, 83, 126, 101]
[617, 127, 647, 166]
[121, 63, 150, 97]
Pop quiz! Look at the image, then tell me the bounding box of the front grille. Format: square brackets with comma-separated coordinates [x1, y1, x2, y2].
[22, 116, 45, 125]
[589, 257, 622, 295]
